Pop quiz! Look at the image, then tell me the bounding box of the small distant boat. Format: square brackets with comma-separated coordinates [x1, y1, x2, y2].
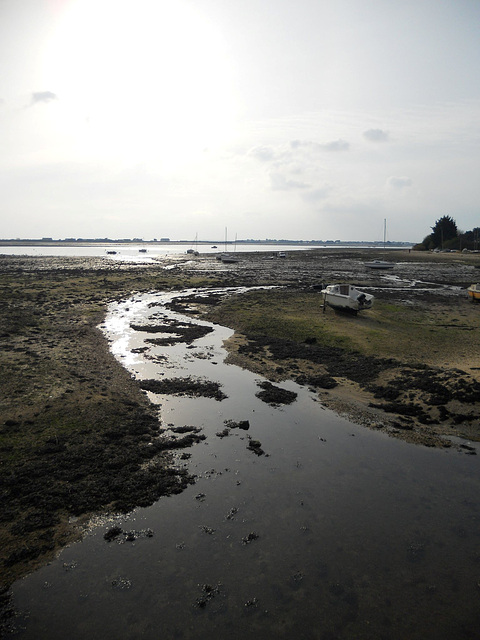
[321, 284, 374, 313]
[467, 283, 480, 301]
[216, 227, 239, 263]
[139, 248, 147, 253]
[365, 259, 395, 270]
[277, 251, 287, 258]
[106, 250, 117, 255]
[216, 251, 238, 263]
[187, 233, 199, 256]
[220, 254, 239, 263]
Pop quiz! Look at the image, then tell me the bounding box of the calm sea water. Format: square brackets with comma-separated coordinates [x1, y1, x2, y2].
[0, 243, 313, 258]
[8, 289, 480, 640]
[0, 243, 404, 260]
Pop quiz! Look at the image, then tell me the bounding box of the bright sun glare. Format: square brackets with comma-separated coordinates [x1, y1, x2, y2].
[43, 0, 237, 167]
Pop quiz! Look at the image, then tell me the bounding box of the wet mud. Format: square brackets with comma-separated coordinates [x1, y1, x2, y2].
[234, 333, 480, 447]
[1, 249, 479, 618]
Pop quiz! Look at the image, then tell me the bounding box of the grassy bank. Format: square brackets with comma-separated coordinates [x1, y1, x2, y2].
[204, 287, 480, 369]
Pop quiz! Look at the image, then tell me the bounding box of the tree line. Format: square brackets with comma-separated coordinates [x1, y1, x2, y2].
[414, 216, 480, 251]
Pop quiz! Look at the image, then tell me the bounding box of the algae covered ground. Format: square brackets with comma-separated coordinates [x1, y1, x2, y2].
[0, 257, 217, 589]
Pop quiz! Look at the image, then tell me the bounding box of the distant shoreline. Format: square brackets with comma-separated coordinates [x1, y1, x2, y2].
[0, 239, 413, 248]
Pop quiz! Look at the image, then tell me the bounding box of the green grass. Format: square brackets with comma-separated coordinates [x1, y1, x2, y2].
[205, 288, 480, 367]
[206, 289, 358, 350]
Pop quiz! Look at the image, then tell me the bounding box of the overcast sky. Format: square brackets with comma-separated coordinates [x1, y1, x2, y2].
[1, 0, 479, 242]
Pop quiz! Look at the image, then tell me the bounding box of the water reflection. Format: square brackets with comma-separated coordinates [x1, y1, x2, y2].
[9, 289, 480, 639]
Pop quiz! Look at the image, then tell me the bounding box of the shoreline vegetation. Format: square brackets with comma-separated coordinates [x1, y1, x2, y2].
[1, 249, 479, 596]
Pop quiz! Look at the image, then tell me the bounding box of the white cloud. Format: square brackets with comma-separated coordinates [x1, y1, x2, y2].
[363, 128, 389, 142]
[388, 176, 412, 189]
[323, 139, 350, 152]
[290, 139, 350, 152]
[30, 91, 58, 106]
[269, 172, 310, 191]
[249, 146, 276, 162]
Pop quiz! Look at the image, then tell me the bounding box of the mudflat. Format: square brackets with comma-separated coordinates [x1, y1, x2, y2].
[1, 249, 479, 593]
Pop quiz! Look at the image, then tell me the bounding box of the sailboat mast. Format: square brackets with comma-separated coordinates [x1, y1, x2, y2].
[383, 219, 386, 249]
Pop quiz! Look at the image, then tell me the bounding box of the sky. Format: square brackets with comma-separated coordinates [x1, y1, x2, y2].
[0, 0, 479, 242]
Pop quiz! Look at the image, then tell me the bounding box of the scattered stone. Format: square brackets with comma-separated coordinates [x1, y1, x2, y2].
[224, 419, 250, 430]
[245, 598, 259, 608]
[111, 577, 132, 591]
[247, 439, 265, 456]
[194, 583, 220, 609]
[200, 526, 216, 535]
[242, 532, 259, 544]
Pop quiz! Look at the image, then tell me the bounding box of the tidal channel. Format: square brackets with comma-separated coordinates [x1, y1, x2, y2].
[9, 288, 480, 639]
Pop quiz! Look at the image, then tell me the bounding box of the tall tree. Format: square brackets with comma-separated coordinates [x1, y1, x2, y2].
[431, 216, 458, 248]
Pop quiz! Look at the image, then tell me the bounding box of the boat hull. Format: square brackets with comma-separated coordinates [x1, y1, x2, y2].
[321, 284, 374, 313]
[467, 284, 480, 301]
[218, 253, 239, 263]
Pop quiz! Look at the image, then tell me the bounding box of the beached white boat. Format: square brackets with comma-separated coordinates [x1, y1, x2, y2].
[321, 284, 374, 313]
[364, 259, 395, 269]
[467, 283, 480, 301]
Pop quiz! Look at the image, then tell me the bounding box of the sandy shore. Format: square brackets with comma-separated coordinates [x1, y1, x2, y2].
[1, 249, 479, 598]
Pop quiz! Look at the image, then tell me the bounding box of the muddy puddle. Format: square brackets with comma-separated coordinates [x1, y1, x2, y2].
[7, 288, 480, 639]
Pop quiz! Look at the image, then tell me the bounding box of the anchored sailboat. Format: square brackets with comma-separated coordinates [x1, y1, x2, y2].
[217, 228, 239, 263]
[186, 233, 199, 256]
[365, 219, 395, 269]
